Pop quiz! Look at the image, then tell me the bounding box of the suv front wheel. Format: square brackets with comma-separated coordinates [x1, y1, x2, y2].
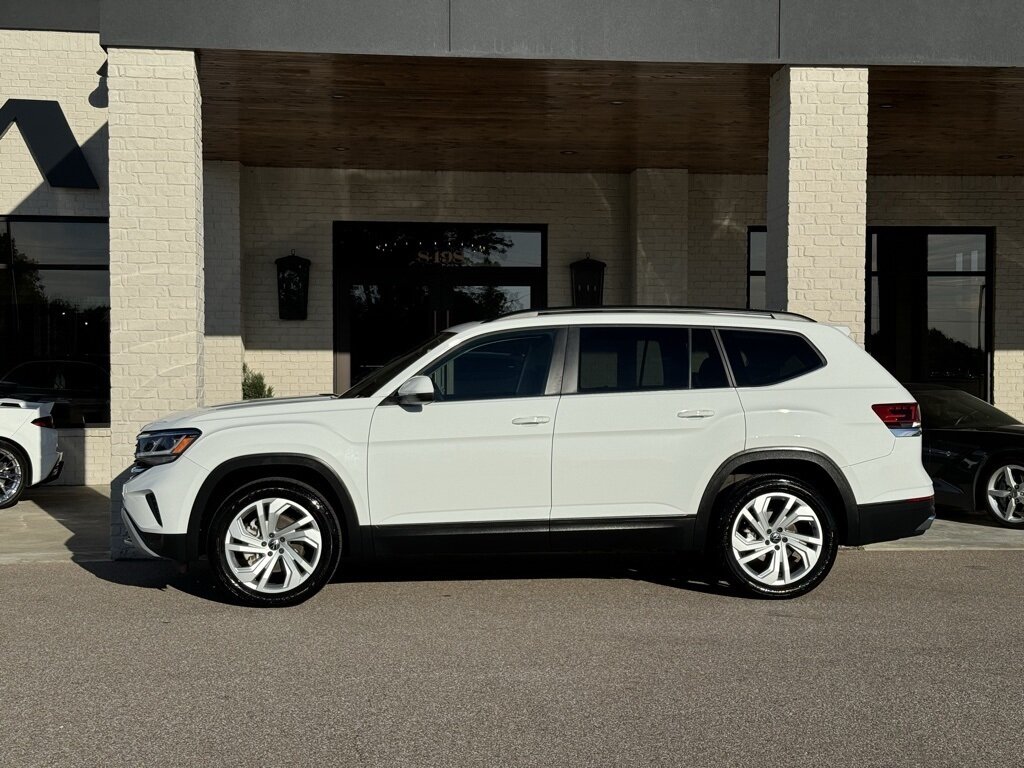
[716, 476, 839, 598]
[209, 478, 343, 607]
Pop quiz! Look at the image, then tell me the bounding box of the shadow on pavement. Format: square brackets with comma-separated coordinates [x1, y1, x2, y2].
[71, 553, 744, 605]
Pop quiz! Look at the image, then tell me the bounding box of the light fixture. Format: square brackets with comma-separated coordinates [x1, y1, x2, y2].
[331, 93, 348, 100]
[609, 100, 625, 105]
[334, 146, 349, 152]
[560, 150, 577, 155]
[879, 103, 894, 109]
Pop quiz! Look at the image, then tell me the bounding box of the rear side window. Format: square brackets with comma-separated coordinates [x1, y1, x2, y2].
[719, 329, 824, 386]
[578, 326, 690, 393]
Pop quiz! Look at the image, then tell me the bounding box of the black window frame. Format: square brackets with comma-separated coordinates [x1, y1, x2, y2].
[0, 214, 110, 428]
[397, 326, 568, 403]
[561, 324, 732, 395]
[865, 226, 995, 402]
[747, 225, 767, 310]
[717, 327, 827, 388]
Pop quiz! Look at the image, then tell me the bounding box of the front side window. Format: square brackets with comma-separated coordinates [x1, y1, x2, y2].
[0, 218, 109, 427]
[423, 330, 557, 401]
[719, 329, 824, 387]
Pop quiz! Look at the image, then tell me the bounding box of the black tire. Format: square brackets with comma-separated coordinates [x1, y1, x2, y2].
[715, 475, 839, 599]
[979, 460, 1024, 528]
[208, 478, 343, 607]
[0, 441, 28, 510]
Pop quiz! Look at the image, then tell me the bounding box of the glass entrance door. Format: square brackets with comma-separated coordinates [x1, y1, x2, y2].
[335, 223, 547, 389]
[867, 227, 993, 399]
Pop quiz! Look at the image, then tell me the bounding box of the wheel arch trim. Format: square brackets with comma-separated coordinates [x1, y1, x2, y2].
[186, 453, 362, 562]
[693, 448, 858, 548]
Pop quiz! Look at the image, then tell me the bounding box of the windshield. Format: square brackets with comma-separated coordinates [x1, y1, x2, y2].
[911, 387, 1021, 430]
[339, 333, 455, 398]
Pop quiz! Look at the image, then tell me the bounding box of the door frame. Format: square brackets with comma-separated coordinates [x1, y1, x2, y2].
[864, 225, 996, 401]
[332, 221, 548, 391]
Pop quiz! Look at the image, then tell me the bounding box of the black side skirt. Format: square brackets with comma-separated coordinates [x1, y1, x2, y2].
[371, 517, 695, 557]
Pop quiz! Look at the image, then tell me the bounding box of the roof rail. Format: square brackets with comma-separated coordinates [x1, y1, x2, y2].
[489, 305, 816, 322]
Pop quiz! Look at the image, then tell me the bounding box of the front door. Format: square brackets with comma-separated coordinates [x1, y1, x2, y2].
[867, 227, 993, 400]
[367, 327, 564, 540]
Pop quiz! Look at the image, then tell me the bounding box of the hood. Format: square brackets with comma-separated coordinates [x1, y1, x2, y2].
[141, 394, 364, 431]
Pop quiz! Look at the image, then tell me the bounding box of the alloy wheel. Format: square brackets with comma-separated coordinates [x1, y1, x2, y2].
[0, 447, 23, 507]
[986, 464, 1024, 523]
[730, 491, 824, 587]
[223, 497, 324, 594]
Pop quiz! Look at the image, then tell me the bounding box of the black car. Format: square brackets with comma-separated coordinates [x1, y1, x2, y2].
[907, 383, 1024, 528]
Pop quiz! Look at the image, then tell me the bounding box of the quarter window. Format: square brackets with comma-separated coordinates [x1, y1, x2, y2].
[423, 330, 556, 401]
[719, 329, 824, 387]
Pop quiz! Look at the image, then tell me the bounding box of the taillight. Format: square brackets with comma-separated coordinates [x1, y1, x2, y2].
[872, 403, 921, 435]
[31, 415, 54, 428]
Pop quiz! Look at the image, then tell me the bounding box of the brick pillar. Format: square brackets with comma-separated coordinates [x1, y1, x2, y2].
[202, 160, 243, 405]
[630, 168, 688, 305]
[107, 48, 205, 557]
[767, 66, 868, 342]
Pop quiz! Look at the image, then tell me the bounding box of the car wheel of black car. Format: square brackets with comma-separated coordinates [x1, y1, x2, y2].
[982, 461, 1024, 528]
[0, 441, 28, 509]
[209, 478, 343, 606]
[717, 475, 839, 599]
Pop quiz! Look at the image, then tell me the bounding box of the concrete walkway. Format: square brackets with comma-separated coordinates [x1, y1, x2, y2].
[2, 487, 1024, 564]
[1, 485, 110, 564]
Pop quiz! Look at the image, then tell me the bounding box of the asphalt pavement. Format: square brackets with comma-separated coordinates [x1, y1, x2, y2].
[1, 550, 1022, 767]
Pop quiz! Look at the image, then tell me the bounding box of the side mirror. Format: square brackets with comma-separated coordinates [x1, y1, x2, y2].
[396, 375, 435, 405]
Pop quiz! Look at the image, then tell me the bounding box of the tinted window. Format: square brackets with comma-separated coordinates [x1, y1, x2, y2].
[424, 330, 556, 401]
[691, 328, 729, 389]
[911, 387, 1019, 430]
[719, 329, 823, 387]
[578, 326, 690, 393]
[0, 218, 110, 427]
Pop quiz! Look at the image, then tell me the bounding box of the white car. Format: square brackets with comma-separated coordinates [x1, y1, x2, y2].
[0, 399, 62, 508]
[122, 308, 935, 606]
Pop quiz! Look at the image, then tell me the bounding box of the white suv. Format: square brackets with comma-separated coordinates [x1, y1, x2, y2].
[122, 308, 934, 606]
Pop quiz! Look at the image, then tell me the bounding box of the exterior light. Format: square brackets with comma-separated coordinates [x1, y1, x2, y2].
[570, 253, 606, 307]
[275, 250, 311, 320]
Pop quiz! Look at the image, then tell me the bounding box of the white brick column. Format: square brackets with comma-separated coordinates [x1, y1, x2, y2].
[203, 160, 243, 405]
[630, 168, 688, 305]
[767, 67, 868, 342]
[108, 48, 205, 557]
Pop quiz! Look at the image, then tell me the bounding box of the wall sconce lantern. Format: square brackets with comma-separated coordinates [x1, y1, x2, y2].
[275, 250, 311, 320]
[570, 253, 606, 307]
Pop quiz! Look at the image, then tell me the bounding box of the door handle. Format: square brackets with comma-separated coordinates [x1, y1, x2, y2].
[512, 416, 551, 425]
[677, 409, 715, 419]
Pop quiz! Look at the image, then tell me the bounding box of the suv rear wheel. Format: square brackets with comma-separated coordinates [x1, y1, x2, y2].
[209, 478, 342, 607]
[716, 476, 839, 598]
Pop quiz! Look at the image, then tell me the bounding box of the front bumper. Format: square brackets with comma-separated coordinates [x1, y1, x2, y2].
[850, 497, 935, 546]
[121, 507, 189, 560]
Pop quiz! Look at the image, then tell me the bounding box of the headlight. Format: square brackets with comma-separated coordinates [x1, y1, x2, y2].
[135, 428, 201, 466]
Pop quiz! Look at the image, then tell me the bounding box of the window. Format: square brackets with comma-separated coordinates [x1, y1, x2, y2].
[690, 328, 729, 389]
[719, 329, 824, 387]
[0, 218, 109, 427]
[747, 227, 767, 310]
[423, 330, 556, 401]
[578, 326, 692, 393]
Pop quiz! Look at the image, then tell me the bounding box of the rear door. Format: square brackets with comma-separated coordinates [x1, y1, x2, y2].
[550, 325, 745, 546]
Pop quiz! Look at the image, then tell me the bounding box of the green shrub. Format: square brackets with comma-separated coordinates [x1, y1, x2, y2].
[242, 363, 274, 399]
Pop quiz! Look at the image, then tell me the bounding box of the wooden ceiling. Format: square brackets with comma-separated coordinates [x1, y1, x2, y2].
[869, 67, 1024, 175]
[199, 51, 1024, 175]
[199, 51, 773, 173]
